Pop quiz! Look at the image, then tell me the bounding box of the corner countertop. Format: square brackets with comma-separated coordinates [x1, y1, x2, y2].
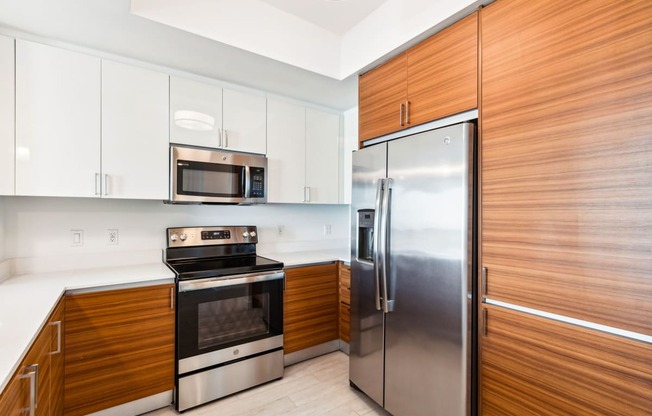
[259, 248, 350, 268]
[0, 261, 175, 394]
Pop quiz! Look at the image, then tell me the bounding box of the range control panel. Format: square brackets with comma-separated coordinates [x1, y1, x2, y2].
[167, 226, 257, 247]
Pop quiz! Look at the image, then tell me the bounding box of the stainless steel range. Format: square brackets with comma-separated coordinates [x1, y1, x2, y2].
[165, 226, 285, 412]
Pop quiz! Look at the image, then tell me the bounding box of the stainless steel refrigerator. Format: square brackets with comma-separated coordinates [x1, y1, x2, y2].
[349, 122, 476, 416]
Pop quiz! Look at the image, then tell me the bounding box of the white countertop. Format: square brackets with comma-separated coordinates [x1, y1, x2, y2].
[259, 248, 350, 267]
[0, 261, 175, 394]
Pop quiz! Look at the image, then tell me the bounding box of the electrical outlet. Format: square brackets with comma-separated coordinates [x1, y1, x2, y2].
[277, 225, 285, 237]
[324, 224, 332, 235]
[71, 230, 83, 247]
[107, 229, 119, 245]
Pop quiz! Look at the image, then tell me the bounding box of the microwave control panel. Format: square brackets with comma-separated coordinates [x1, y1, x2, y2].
[250, 167, 265, 198]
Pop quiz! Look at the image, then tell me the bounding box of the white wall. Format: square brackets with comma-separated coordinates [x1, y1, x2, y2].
[3, 197, 349, 259]
[0, 197, 5, 261]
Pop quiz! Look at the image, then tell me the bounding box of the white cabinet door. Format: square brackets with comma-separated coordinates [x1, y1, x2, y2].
[0, 35, 14, 195]
[223, 88, 266, 155]
[305, 108, 340, 204]
[267, 99, 305, 203]
[170, 76, 222, 148]
[102, 61, 169, 200]
[16, 40, 101, 197]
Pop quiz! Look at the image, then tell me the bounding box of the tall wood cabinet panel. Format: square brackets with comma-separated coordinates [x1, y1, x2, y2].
[338, 263, 351, 343]
[101, 60, 169, 200]
[407, 11, 477, 127]
[481, 0, 652, 335]
[481, 305, 652, 415]
[283, 263, 339, 354]
[64, 284, 174, 416]
[359, 53, 407, 143]
[0, 35, 14, 195]
[49, 299, 64, 416]
[15, 40, 101, 197]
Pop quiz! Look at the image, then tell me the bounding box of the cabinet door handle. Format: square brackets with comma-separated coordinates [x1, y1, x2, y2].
[399, 103, 405, 127]
[103, 174, 109, 196]
[305, 186, 311, 203]
[170, 287, 175, 310]
[301, 186, 306, 203]
[21, 364, 38, 416]
[482, 308, 488, 337]
[224, 130, 229, 148]
[481, 266, 488, 299]
[405, 101, 410, 125]
[94, 173, 100, 196]
[51, 321, 62, 355]
[218, 128, 223, 147]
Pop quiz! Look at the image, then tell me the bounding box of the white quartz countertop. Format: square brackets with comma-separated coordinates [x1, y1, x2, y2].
[0, 261, 175, 394]
[259, 248, 350, 268]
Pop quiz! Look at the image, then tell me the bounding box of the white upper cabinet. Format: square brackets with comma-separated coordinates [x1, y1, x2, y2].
[305, 108, 340, 204]
[102, 60, 169, 200]
[223, 88, 267, 155]
[0, 35, 14, 196]
[170, 76, 223, 149]
[267, 99, 306, 203]
[170, 78, 266, 154]
[266, 98, 341, 204]
[16, 40, 101, 197]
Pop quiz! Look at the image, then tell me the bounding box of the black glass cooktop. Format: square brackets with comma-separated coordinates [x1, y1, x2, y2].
[167, 255, 283, 280]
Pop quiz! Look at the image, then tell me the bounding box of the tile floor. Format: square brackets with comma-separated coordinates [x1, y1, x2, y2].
[146, 351, 389, 415]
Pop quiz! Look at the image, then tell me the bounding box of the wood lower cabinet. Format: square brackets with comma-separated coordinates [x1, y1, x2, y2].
[284, 263, 339, 354]
[64, 284, 174, 416]
[0, 297, 63, 416]
[359, 11, 478, 145]
[481, 305, 652, 415]
[338, 263, 351, 343]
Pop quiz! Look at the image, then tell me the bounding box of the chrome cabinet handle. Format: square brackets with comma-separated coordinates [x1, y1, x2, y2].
[481, 267, 488, 299]
[21, 364, 38, 416]
[224, 130, 229, 148]
[379, 178, 392, 313]
[405, 101, 410, 125]
[305, 186, 311, 203]
[218, 128, 223, 147]
[301, 186, 306, 203]
[399, 103, 404, 127]
[51, 321, 62, 355]
[373, 179, 384, 311]
[103, 174, 109, 196]
[170, 287, 175, 310]
[482, 308, 488, 337]
[94, 173, 100, 196]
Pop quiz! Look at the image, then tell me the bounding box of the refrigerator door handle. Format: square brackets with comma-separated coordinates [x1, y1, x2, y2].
[380, 178, 393, 313]
[373, 178, 384, 311]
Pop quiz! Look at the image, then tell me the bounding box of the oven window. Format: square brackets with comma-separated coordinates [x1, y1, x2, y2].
[178, 160, 244, 197]
[197, 289, 270, 349]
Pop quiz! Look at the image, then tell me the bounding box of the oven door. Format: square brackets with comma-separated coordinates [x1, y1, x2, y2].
[177, 271, 284, 373]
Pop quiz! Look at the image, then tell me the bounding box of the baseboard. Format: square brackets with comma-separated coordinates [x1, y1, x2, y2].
[339, 340, 350, 355]
[86, 390, 173, 416]
[284, 340, 340, 366]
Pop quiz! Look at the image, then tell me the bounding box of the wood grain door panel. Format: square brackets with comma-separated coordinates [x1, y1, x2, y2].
[407, 11, 478, 127]
[49, 298, 64, 416]
[481, 0, 652, 335]
[359, 53, 407, 143]
[284, 263, 339, 354]
[481, 305, 652, 415]
[64, 284, 174, 416]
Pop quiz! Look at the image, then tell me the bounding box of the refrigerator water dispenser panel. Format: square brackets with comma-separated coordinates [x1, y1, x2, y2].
[357, 209, 375, 263]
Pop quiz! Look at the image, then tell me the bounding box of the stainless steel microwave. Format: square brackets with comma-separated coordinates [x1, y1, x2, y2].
[169, 145, 267, 204]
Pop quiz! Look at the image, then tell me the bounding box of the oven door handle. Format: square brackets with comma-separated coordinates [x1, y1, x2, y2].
[178, 270, 285, 292]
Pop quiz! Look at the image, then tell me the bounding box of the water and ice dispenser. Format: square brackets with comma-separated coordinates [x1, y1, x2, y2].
[357, 209, 375, 262]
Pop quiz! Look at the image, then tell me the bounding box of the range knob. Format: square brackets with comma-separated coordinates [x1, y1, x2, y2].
[179, 234, 188, 241]
[249, 230, 257, 238]
[242, 231, 250, 239]
[170, 234, 178, 242]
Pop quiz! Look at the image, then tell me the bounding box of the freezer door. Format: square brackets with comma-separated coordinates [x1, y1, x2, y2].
[384, 123, 474, 416]
[349, 143, 387, 407]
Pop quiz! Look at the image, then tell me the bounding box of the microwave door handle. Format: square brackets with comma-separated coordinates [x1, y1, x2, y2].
[244, 166, 251, 199]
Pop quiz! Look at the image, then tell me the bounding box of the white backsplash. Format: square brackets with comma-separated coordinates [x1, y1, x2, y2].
[3, 196, 350, 260]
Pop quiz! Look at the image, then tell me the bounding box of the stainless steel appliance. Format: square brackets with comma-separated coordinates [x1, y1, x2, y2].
[350, 122, 477, 416]
[165, 226, 284, 412]
[169, 145, 267, 204]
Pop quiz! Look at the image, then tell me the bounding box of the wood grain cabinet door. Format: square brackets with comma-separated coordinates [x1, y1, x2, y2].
[49, 299, 64, 416]
[407, 11, 478, 127]
[481, 305, 652, 415]
[64, 284, 175, 416]
[481, 0, 652, 335]
[284, 264, 339, 354]
[359, 53, 407, 144]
